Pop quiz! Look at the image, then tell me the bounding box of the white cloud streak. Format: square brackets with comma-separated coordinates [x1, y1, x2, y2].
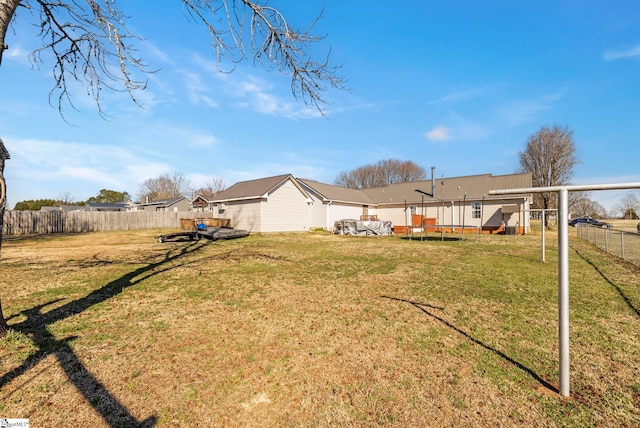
[189, 52, 320, 119]
[495, 92, 564, 127]
[427, 87, 491, 105]
[603, 44, 640, 61]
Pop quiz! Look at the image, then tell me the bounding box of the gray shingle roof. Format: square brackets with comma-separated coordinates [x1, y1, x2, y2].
[210, 172, 532, 206]
[297, 179, 375, 204]
[362, 173, 532, 205]
[211, 174, 309, 202]
[137, 196, 186, 207]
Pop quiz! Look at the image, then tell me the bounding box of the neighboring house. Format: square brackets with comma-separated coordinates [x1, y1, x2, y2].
[209, 172, 533, 234]
[136, 196, 191, 212]
[84, 202, 127, 212]
[191, 195, 211, 212]
[41, 205, 84, 212]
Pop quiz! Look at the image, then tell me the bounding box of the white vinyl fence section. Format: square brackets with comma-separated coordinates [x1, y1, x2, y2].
[2, 210, 213, 236]
[576, 224, 640, 267]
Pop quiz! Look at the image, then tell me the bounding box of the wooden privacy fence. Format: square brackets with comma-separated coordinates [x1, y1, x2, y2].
[2, 210, 215, 236]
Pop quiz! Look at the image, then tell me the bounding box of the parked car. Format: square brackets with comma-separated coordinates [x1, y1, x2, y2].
[569, 216, 611, 228]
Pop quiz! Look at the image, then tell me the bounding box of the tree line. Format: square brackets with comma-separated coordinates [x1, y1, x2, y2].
[12, 173, 227, 210]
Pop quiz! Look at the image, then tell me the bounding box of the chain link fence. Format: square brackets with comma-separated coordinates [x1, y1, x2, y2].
[576, 224, 640, 266]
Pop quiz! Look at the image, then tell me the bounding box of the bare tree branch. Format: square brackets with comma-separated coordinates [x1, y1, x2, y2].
[138, 171, 192, 202]
[4, 1, 345, 118]
[22, 0, 152, 119]
[182, 0, 347, 114]
[335, 159, 426, 189]
[518, 124, 579, 210]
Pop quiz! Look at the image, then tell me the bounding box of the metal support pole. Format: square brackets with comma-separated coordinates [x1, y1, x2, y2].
[490, 181, 640, 398]
[421, 194, 424, 241]
[541, 209, 546, 263]
[558, 189, 570, 396]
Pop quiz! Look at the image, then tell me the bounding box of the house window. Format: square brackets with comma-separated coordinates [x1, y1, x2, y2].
[472, 202, 481, 219]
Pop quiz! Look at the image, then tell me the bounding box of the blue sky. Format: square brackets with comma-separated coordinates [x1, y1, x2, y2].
[1, 1, 639, 212]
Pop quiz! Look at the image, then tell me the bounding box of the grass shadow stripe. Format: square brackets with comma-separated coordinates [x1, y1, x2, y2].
[382, 295, 559, 395]
[571, 245, 640, 319]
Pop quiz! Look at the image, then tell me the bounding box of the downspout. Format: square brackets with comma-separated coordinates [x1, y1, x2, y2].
[451, 201, 454, 232]
[431, 166, 436, 198]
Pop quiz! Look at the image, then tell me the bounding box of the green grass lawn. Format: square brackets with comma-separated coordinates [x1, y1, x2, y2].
[1, 228, 639, 426]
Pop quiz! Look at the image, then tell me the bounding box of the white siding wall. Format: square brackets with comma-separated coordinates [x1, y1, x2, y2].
[377, 204, 451, 228]
[378, 202, 497, 229]
[376, 205, 408, 228]
[223, 200, 262, 232]
[261, 180, 310, 232]
[327, 203, 365, 227]
[481, 201, 506, 228]
[306, 193, 328, 230]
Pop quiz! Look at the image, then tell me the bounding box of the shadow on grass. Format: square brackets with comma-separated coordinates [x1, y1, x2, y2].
[571, 246, 640, 319]
[1, 239, 211, 427]
[382, 295, 559, 395]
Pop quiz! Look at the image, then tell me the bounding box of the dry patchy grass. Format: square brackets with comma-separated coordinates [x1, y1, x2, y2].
[1, 229, 639, 427]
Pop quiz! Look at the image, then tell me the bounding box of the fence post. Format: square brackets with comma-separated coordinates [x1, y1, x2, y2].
[541, 210, 546, 263]
[621, 232, 625, 259]
[557, 189, 571, 397]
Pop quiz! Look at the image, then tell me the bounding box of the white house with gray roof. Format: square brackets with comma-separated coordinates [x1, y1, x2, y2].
[209, 172, 533, 234]
[209, 174, 313, 232]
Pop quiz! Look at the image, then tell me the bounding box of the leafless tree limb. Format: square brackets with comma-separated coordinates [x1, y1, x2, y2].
[3, 0, 345, 118]
[518, 124, 579, 210]
[18, 0, 151, 119]
[182, 0, 346, 114]
[336, 159, 427, 189]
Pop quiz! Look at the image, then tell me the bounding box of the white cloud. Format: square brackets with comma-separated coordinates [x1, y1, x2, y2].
[427, 87, 491, 105]
[58, 166, 124, 187]
[179, 70, 218, 108]
[6, 45, 28, 61]
[141, 39, 172, 64]
[229, 76, 320, 119]
[3, 136, 173, 203]
[145, 124, 219, 149]
[189, 52, 320, 119]
[496, 92, 564, 127]
[425, 126, 451, 142]
[603, 44, 640, 61]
